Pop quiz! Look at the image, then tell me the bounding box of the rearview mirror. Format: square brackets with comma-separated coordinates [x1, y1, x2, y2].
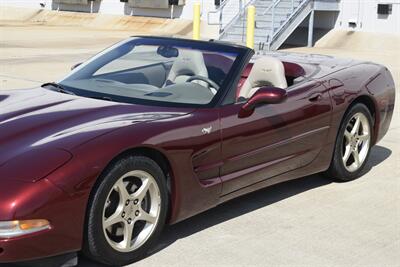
[157, 46, 179, 58]
[239, 87, 287, 118]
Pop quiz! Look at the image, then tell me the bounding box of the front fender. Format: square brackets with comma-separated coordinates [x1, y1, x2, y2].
[0, 178, 82, 262]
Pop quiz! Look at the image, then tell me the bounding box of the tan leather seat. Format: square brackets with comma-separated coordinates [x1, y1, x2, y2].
[239, 56, 288, 99]
[166, 49, 208, 86]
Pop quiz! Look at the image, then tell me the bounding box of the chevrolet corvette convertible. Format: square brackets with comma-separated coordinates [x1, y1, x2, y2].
[0, 36, 395, 266]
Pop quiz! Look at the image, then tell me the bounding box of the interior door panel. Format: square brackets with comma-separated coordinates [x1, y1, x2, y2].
[219, 80, 332, 195]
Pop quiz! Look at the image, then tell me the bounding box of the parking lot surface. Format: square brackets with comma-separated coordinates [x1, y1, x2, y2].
[0, 23, 399, 267]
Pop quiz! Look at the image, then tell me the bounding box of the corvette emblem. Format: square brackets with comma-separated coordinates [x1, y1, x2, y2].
[202, 126, 212, 135]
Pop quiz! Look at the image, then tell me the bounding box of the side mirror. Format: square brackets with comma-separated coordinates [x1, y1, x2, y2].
[71, 62, 82, 70]
[239, 87, 287, 118]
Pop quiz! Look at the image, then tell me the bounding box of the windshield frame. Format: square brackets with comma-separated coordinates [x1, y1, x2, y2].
[55, 36, 251, 108]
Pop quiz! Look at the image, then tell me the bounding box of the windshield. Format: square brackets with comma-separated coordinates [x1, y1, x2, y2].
[57, 37, 243, 107]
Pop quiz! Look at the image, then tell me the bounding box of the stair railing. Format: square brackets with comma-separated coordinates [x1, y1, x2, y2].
[256, 0, 311, 50]
[269, 0, 311, 42]
[257, 0, 295, 38]
[207, 0, 254, 36]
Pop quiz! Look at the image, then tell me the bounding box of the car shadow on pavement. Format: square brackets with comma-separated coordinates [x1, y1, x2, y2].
[360, 145, 392, 175]
[2, 146, 390, 267]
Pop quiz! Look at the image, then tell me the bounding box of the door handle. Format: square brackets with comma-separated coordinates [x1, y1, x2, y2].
[308, 93, 322, 102]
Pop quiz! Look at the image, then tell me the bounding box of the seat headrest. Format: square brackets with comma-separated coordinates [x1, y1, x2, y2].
[166, 49, 208, 84]
[239, 56, 288, 99]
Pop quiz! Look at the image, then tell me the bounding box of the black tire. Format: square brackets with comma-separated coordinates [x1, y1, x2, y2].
[325, 103, 374, 181]
[83, 155, 169, 266]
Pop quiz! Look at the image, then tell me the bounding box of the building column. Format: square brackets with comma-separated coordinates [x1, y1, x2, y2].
[307, 10, 315, 47]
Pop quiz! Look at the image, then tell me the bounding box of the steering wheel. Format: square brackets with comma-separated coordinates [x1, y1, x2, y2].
[186, 75, 220, 92]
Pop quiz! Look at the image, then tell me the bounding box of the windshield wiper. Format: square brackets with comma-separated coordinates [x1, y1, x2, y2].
[42, 82, 76, 95]
[87, 95, 114, 102]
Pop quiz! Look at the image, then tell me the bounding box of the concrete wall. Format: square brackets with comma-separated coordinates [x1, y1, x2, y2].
[0, 0, 218, 20]
[1, 0, 399, 34]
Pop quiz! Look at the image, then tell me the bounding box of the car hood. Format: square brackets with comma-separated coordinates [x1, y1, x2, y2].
[0, 88, 193, 167]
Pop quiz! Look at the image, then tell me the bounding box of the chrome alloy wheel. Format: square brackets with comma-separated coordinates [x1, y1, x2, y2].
[342, 112, 371, 172]
[102, 170, 161, 252]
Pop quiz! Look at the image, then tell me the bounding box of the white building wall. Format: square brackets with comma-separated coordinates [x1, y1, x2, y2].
[335, 0, 400, 34]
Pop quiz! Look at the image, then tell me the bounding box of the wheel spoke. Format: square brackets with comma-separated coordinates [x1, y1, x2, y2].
[343, 145, 351, 163]
[344, 129, 352, 141]
[104, 210, 123, 229]
[122, 221, 134, 250]
[138, 208, 157, 224]
[358, 133, 370, 142]
[114, 179, 131, 204]
[351, 115, 361, 136]
[352, 150, 360, 168]
[133, 178, 152, 201]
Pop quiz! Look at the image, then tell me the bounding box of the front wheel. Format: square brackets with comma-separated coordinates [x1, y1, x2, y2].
[83, 155, 168, 266]
[325, 103, 373, 181]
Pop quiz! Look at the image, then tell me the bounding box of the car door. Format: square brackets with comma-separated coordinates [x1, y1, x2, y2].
[219, 80, 332, 195]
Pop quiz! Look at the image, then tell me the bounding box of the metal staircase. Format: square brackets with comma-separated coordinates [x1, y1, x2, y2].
[208, 0, 314, 51]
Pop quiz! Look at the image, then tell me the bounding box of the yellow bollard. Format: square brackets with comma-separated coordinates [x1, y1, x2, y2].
[193, 3, 201, 40]
[246, 5, 255, 49]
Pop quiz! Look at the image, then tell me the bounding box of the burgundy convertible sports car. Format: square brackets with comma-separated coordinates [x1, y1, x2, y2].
[0, 36, 395, 266]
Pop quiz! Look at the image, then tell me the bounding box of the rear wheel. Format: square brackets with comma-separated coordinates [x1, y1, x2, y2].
[325, 103, 373, 181]
[83, 155, 168, 266]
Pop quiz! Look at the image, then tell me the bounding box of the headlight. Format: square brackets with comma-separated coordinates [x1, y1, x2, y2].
[0, 219, 50, 238]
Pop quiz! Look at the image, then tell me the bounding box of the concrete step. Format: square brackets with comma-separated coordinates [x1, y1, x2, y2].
[232, 20, 283, 27]
[254, 6, 299, 12]
[256, 14, 289, 21]
[254, 0, 301, 5]
[237, 13, 289, 22]
[254, 0, 302, 7]
[228, 26, 280, 35]
[233, 14, 287, 23]
[223, 28, 278, 39]
[221, 35, 272, 46]
[254, 2, 302, 9]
